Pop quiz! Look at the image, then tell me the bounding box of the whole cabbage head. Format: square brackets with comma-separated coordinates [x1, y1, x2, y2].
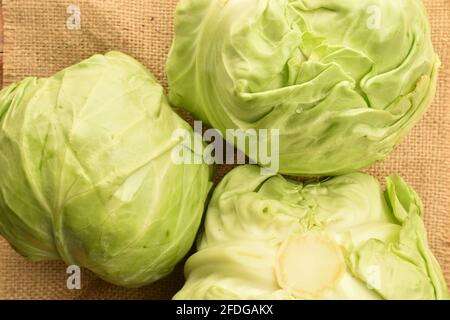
[167, 0, 439, 175]
[174, 166, 449, 300]
[0, 52, 212, 288]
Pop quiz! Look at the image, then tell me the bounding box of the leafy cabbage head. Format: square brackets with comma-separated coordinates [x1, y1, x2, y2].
[174, 166, 449, 300]
[167, 0, 439, 175]
[0, 52, 212, 288]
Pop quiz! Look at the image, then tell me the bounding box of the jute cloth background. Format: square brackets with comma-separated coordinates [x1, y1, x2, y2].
[0, 0, 449, 300]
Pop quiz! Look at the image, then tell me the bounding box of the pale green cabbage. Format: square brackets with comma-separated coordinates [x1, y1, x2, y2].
[0, 52, 212, 288]
[167, 0, 439, 175]
[174, 166, 449, 300]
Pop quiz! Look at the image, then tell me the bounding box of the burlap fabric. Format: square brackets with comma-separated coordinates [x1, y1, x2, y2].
[0, 0, 449, 300]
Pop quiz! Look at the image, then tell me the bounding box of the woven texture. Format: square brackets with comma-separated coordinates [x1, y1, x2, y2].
[0, 0, 449, 300]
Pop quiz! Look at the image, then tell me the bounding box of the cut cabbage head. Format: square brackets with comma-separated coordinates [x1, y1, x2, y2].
[174, 166, 449, 300]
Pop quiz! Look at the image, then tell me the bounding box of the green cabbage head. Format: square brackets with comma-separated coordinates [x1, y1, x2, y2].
[174, 166, 449, 300]
[0, 52, 212, 288]
[167, 0, 439, 175]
